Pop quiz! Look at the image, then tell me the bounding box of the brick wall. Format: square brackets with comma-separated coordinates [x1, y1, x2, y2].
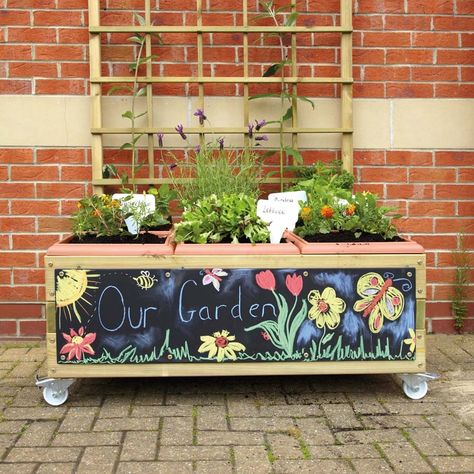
[0, 0, 473, 337]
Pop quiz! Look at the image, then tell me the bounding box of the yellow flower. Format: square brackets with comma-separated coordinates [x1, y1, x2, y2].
[300, 206, 312, 222]
[404, 328, 416, 353]
[198, 330, 246, 362]
[307, 287, 346, 330]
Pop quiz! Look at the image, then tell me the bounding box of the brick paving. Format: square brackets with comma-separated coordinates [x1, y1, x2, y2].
[0, 334, 472, 473]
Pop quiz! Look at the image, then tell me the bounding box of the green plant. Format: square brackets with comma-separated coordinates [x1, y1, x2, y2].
[295, 160, 355, 190]
[72, 194, 125, 239]
[174, 193, 270, 244]
[249, 1, 315, 190]
[451, 233, 471, 333]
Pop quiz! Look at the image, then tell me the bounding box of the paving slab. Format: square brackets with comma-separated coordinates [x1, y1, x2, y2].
[0, 335, 472, 472]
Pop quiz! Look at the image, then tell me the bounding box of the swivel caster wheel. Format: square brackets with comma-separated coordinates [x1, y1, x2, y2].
[35, 376, 75, 406]
[402, 380, 428, 400]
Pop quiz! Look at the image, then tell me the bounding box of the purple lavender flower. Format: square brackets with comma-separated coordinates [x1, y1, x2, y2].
[168, 163, 178, 171]
[255, 119, 266, 131]
[194, 145, 201, 154]
[157, 133, 164, 148]
[248, 123, 254, 139]
[218, 137, 224, 151]
[175, 124, 187, 140]
[193, 108, 207, 125]
[255, 135, 268, 141]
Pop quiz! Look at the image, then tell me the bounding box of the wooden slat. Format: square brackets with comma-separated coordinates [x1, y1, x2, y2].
[243, 0, 249, 149]
[145, 0, 154, 180]
[91, 127, 353, 134]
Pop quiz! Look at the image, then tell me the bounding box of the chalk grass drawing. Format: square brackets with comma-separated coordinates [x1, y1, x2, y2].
[245, 270, 308, 358]
[56, 270, 100, 323]
[133, 270, 158, 290]
[353, 272, 404, 333]
[202, 268, 228, 292]
[198, 329, 246, 361]
[60, 326, 96, 361]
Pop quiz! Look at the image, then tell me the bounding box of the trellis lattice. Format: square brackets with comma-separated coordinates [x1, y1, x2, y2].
[88, 0, 353, 191]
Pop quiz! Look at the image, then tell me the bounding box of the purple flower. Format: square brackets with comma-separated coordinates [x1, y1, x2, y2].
[168, 163, 178, 171]
[193, 108, 207, 125]
[248, 123, 254, 139]
[218, 137, 224, 151]
[175, 124, 187, 140]
[255, 119, 266, 131]
[194, 145, 201, 154]
[255, 135, 268, 141]
[157, 133, 164, 148]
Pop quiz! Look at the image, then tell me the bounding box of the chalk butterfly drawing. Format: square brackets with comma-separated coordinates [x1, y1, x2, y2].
[133, 271, 158, 290]
[353, 272, 404, 333]
[202, 268, 228, 292]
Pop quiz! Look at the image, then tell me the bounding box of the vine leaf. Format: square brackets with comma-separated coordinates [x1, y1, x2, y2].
[263, 63, 281, 77]
[282, 107, 293, 121]
[285, 146, 303, 165]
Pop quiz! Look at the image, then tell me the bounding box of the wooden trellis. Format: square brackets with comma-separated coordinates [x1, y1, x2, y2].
[88, 0, 353, 192]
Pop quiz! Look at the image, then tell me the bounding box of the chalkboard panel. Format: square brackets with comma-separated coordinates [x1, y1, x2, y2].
[55, 267, 417, 364]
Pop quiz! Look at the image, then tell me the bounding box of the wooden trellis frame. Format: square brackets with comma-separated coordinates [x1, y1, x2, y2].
[87, 0, 353, 192]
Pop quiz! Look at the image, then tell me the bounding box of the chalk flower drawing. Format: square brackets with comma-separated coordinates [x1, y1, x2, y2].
[198, 330, 246, 362]
[353, 272, 404, 333]
[307, 287, 346, 330]
[286, 273, 303, 297]
[255, 270, 276, 291]
[60, 327, 96, 361]
[403, 328, 416, 353]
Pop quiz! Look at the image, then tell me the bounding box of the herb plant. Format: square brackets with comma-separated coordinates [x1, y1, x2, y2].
[174, 193, 270, 244]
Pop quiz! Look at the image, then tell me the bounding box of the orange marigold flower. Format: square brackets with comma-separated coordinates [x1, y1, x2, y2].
[346, 204, 356, 216]
[77, 202, 82, 209]
[300, 206, 312, 221]
[321, 205, 334, 219]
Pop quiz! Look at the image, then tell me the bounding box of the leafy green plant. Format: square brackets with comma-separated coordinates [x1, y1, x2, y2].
[174, 193, 270, 244]
[72, 194, 125, 239]
[295, 160, 355, 191]
[451, 233, 471, 333]
[250, 1, 314, 190]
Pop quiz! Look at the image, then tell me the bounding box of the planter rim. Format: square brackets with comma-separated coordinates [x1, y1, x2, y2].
[285, 231, 425, 255]
[46, 231, 174, 256]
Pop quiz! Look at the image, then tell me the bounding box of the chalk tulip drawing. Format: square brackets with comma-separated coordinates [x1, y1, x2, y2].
[55, 267, 417, 364]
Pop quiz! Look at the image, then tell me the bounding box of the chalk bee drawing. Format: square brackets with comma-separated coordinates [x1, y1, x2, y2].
[133, 271, 158, 290]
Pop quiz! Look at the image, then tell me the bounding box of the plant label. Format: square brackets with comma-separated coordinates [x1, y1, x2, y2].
[257, 199, 300, 242]
[112, 193, 155, 235]
[268, 190, 307, 205]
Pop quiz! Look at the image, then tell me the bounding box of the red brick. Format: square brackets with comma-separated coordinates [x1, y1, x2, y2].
[1, 252, 36, 267]
[353, 48, 385, 65]
[37, 149, 85, 164]
[0, 321, 17, 336]
[461, 67, 474, 82]
[386, 184, 434, 199]
[458, 168, 474, 182]
[353, 82, 385, 98]
[0, 80, 31, 94]
[434, 16, 474, 31]
[33, 11, 83, 26]
[361, 167, 407, 182]
[412, 32, 459, 48]
[8, 27, 57, 43]
[457, 0, 474, 14]
[411, 66, 458, 82]
[58, 28, 88, 44]
[397, 217, 433, 233]
[0, 183, 35, 199]
[414, 235, 457, 250]
[357, 0, 405, 13]
[436, 84, 474, 98]
[437, 50, 474, 65]
[38, 217, 72, 233]
[0, 149, 33, 163]
[12, 234, 59, 250]
[19, 320, 46, 337]
[386, 49, 433, 65]
[354, 151, 385, 165]
[0, 166, 8, 181]
[384, 15, 431, 30]
[353, 183, 384, 195]
[429, 317, 458, 334]
[0, 45, 32, 60]
[363, 32, 411, 47]
[364, 66, 410, 81]
[8, 0, 55, 6]
[435, 151, 474, 166]
[9, 62, 58, 78]
[386, 151, 433, 166]
[435, 218, 474, 233]
[386, 83, 434, 98]
[35, 45, 84, 61]
[36, 183, 85, 199]
[13, 269, 45, 285]
[436, 185, 474, 200]
[458, 202, 474, 216]
[353, 15, 384, 30]
[409, 168, 456, 183]
[407, 0, 453, 13]
[0, 304, 43, 319]
[0, 270, 11, 284]
[12, 200, 59, 215]
[0, 235, 10, 250]
[60, 62, 89, 78]
[0, 10, 30, 25]
[61, 166, 92, 181]
[460, 34, 474, 47]
[56, 0, 89, 7]
[0, 286, 37, 302]
[35, 79, 86, 95]
[408, 201, 456, 217]
[11, 165, 59, 181]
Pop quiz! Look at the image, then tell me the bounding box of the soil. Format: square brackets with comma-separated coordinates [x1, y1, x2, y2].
[302, 231, 404, 243]
[70, 233, 167, 244]
[185, 237, 285, 244]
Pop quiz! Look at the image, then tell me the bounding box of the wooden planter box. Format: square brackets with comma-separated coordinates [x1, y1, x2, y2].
[44, 238, 426, 388]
